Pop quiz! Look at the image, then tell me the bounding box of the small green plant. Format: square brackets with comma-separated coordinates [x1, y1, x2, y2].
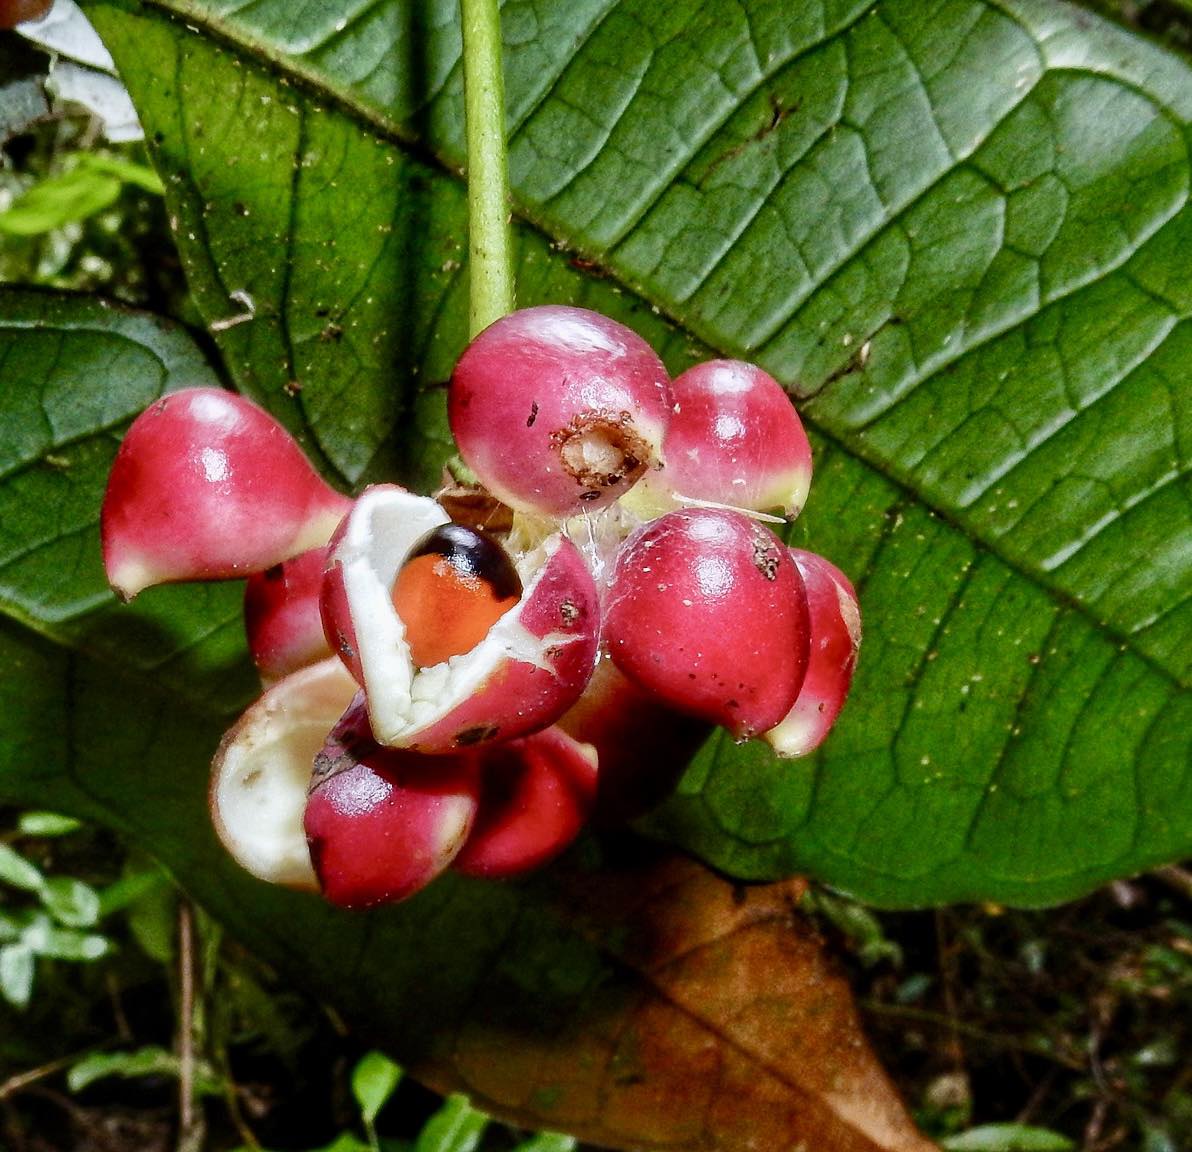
[0, 812, 110, 1009]
[0, 152, 161, 237]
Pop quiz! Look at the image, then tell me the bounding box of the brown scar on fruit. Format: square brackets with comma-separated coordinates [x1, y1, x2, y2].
[455, 725, 500, 747]
[751, 535, 780, 581]
[559, 599, 580, 626]
[310, 745, 355, 790]
[552, 410, 650, 492]
[433, 483, 515, 535]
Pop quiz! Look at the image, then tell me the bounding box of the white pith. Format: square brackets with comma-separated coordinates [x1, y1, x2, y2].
[107, 555, 157, 602]
[836, 576, 863, 648]
[336, 488, 582, 747]
[763, 707, 822, 759]
[560, 427, 626, 475]
[432, 798, 476, 861]
[211, 658, 358, 887]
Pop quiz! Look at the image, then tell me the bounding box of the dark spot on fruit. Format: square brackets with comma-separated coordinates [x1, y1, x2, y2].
[310, 747, 356, 789]
[526, 401, 539, 428]
[455, 725, 499, 747]
[726, 699, 740, 710]
[263, 564, 284, 581]
[559, 598, 579, 625]
[731, 884, 748, 906]
[579, 490, 602, 501]
[752, 536, 780, 581]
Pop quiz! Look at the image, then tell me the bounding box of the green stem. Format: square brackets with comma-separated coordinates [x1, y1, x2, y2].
[461, 0, 515, 336]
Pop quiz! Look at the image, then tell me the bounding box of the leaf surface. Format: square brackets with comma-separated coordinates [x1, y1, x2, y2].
[0, 291, 935, 1148]
[59, 0, 1191, 906]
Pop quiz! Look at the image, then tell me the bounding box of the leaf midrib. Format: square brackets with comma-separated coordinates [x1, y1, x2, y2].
[90, 0, 1188, 691]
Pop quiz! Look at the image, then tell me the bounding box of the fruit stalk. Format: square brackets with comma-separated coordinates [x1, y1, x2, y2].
[461, 0, 514, 336]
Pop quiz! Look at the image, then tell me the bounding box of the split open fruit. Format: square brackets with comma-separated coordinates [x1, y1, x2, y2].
[102, 307, 861, 909]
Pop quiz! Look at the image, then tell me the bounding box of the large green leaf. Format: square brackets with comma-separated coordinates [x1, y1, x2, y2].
[53, 0, 1188, 906]
[4, 0, 1186, 887]
[0, 295, 941, 1150]
[0, 290, 260, 715]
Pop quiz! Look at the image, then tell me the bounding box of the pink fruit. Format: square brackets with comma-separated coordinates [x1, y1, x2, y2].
[321, 486, 601, 753]
[764, 549, 862, 758]
[209, 657, 359, 889]
[558, 655, 709, 825]
[102, 388, 350, 600]
[603, 508, 810, 740]
[453, 727, 598, 878]
[449, 305, 673, 516]
[633, 360, 812, 519]
[244, 546, 334, 684]
[304, 702, 481, 908]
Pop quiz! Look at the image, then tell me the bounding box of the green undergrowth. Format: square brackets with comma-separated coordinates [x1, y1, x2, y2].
[1, 806, 1187, 1151]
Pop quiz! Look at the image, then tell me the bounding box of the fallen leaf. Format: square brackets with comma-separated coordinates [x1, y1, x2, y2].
[418, 849, 936, 1152]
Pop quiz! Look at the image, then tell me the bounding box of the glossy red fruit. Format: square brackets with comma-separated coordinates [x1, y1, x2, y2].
[604, 508, 810, 740]
[304, 701, 480, 908]
[244, 546, 334, 683]
[764, 549, 862, 758]
[558, 656, 709, 825]
[453, 727, 598, 878]
[449, 305, 672, 516]
[102, 388, 350, 600]
[635, 359, 813, 518]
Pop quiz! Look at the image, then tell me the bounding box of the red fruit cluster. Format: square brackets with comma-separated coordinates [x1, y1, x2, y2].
[102, 306, 860, 909]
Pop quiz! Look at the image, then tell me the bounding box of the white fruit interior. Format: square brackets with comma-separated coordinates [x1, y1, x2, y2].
[338, 488, 577, 747]
[763, 707, 822, 760]
[836, 577, 863, 649]
[211, 658, 358, 887]
[560, 428, 627, 476]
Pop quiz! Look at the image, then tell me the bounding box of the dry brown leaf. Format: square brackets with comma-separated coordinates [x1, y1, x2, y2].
[415, 850, 937, 1152]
